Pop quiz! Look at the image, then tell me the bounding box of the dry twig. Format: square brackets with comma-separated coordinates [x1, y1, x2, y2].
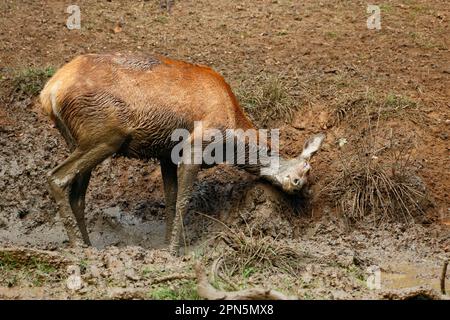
[441, 260, 448, 295]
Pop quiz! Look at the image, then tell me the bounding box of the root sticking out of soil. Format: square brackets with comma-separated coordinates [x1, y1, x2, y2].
[195, 262, 296, 300]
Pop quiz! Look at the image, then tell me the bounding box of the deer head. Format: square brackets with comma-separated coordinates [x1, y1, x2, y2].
[268, 133, 325, 194]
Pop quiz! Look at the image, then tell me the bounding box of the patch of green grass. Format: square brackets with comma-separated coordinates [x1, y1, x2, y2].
[411, 3, 431, 14]
[6, 274, 19, 287]
[79, 259, 89, 274]
[325, 31, 338, 39]
[149, 280, 200, 300]
[331, 74, 354, 89]
[10, 66, 55, 100]
[141, 265, 166, 278]
[300, 287, 326, 300]
[0, 252, 59, 287]
[242, 267, 256, 279]
[150, 287, 177, 299]
[0, 255, 20, 288]
[346, 265, 366, 283]
[154, 15, 168, 24]
[33, 258, 57, 275]
[141, 267, 153, 277]
[404, 0, 432, 18]
[408, 32, 446, 50]
[237, 75, 297, 127]
[384, 93, 417, 112]
[409, 31, 419, 38]
[379, 4, 393, 13]
[210, 277, 235, 292]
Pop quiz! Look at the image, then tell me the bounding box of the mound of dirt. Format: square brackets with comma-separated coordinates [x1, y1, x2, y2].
[226, 182, 302, 239]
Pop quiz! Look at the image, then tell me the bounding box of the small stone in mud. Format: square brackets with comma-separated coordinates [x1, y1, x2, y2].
[125, 269, 140, 281]
[66, 265, 83, 291]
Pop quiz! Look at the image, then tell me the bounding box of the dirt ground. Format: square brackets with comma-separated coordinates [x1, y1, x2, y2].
[0, 0, 449, 299]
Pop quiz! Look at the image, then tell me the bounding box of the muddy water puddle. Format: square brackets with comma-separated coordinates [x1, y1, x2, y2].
[381, 262, 448, 292]
[0, 206, 168, 250]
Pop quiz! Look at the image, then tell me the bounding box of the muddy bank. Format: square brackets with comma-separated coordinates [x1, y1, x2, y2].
[0, 103, 449, 299]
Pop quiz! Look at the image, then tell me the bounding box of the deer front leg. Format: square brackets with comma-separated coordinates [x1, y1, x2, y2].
[168, 162, 200, 256]
[160, 158, 178, 243]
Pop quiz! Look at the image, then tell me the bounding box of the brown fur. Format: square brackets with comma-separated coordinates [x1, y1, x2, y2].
[40, 53, 255, 155]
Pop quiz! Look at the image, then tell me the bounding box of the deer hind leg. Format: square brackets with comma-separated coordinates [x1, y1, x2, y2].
[47, 138, 124, 246]
[69, 171, 92, 245]
[160, 157, 178, 243]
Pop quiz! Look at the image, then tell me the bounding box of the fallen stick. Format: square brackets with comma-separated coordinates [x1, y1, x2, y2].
[441, 260, 448, 295]
[210, 257, 239, 291]
[195, 262, 296, 300]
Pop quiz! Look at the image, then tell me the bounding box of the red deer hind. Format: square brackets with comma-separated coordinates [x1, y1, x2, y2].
[39, 53, 325, 255]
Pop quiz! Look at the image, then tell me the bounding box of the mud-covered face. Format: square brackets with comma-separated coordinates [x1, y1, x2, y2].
[279, 159, 311, 193]
[279, 133, 325, 194]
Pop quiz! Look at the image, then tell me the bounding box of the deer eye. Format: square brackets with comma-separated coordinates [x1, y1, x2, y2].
[293, 178, 300, 185]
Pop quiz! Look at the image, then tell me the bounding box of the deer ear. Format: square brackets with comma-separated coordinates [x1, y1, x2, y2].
[299, 133, 325, 161]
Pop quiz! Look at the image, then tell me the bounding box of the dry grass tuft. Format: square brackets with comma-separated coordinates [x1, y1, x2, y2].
[237, 75, 297, 127]
[211, 227, 305, 279]
[332, 90, 422, 127]
[322, 127, 430, 224]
